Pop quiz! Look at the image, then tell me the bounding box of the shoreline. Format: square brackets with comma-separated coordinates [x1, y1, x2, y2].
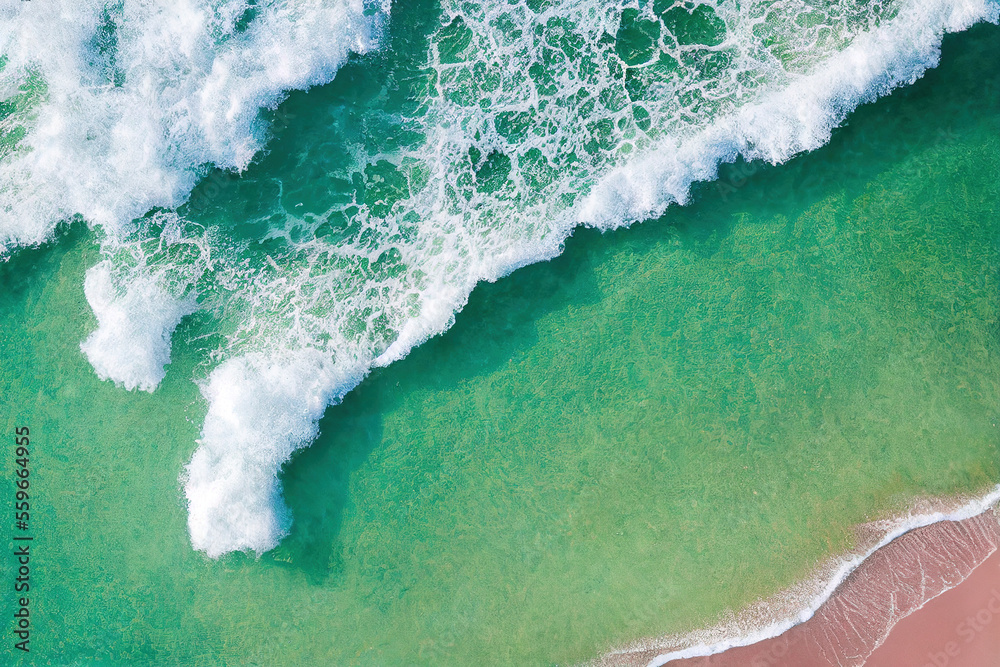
[593, 486, 1000, 666]
[866, 533, 1000, 666]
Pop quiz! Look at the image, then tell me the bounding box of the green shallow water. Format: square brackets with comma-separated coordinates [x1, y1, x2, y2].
[3, 22, 1000, 667]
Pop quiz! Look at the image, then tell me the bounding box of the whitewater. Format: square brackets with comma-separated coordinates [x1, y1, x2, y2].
[0, 0, 997, 562]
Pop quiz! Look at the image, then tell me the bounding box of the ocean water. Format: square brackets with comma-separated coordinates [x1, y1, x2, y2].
[1, 1, 999, 665]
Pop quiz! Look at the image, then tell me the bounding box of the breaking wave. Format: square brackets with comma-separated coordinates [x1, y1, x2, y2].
[0, 0, 997, 557]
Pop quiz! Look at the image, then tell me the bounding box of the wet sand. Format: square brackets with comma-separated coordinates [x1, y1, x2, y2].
[600, 509, 1000, 667]
[866, 537, 1000, 667]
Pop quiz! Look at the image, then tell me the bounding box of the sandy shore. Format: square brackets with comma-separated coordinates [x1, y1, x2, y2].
[598, 507, 1000, 667]
[866, 534, 1000, 667]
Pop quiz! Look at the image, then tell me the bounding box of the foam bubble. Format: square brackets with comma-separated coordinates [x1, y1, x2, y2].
[80, 261, 198, 392]
[0, 0, 389, 253]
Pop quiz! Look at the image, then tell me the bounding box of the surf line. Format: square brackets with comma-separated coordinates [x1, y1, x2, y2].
[635, 485, 1000, 666]
[12, 425, 32, 653]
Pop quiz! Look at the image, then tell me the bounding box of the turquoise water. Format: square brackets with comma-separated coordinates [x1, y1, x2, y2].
[4, 0, 995, 558]
[1, 1, 1000, 664]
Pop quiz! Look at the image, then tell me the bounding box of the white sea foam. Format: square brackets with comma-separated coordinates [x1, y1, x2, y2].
[1, 0, 386, 395]
[579, 0, 1000, 228]
[0, 0, 389, 251]
[80, 261, 198, 392]
[184, 349, 365, 556]
[179, 0, 1000, 558]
